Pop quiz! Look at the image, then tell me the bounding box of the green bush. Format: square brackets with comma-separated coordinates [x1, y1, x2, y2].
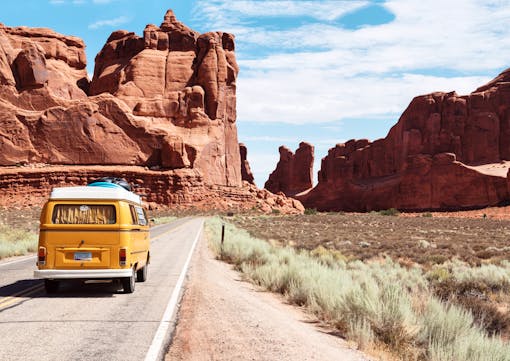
[304, 208, 317, 215]
[379, 208, 400, 216]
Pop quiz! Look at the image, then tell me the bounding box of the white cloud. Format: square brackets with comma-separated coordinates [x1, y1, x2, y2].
[92, 0, 116, 3]
[237, 71, 490, 123]
[49, 0, 65, 4]
[88, 16, 130, 30]
[194, 0, 510, 124]
[195, 0, 368, 23]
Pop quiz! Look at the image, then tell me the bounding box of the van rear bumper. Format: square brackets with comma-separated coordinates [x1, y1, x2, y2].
[34, 269, 132, 279]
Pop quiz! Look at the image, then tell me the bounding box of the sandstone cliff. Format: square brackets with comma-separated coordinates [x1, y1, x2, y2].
[265, 142, 314, 196]
[0, 11, 303, 214]
[0, 10, 240, 186]
[297, 69, 510, 211]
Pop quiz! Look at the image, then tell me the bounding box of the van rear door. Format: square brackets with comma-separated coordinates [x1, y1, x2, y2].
[40, 203, 119, 270]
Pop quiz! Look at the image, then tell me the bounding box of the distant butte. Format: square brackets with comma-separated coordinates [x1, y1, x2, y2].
[265, 142, 314, 197]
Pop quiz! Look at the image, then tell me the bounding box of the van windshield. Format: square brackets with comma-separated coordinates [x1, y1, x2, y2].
[52, 204, 116, 224]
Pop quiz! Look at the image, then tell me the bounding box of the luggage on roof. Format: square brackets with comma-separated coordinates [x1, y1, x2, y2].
[87, 177, 132, 192]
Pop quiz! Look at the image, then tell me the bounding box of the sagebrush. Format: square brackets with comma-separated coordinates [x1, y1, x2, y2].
[206, 217, 510, 361]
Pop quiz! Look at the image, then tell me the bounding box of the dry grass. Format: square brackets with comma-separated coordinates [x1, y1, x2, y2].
[152, 216, 178, 225]
[0, 207, 40, 259]
[214, 213, 510, 360]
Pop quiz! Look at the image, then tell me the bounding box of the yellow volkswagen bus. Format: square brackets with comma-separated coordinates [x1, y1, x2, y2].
[34, 180, 150, 294]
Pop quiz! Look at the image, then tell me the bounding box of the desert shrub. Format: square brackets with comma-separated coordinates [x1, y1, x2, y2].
[440, 260, 510, 292]
[458, 296, 510, 336]
[304, 208, 317, 215]
[428, 261, 510, 335]
[379, 208, 400, 216]
[206, 218, 510, 360]
[271, 208, 281, 215]
[0, 225, 38, 259]
[419, 299, 510, 361]
[422, 212, 433, 217]
[310, 245, 347, 268]
[425, 254, 448, 265]
[426, 267, 452, 283]
[152, 216, 177, 224]
[347, 318, 375, 350]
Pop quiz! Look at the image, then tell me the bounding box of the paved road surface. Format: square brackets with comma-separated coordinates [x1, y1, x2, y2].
[0, 217, 203, 361]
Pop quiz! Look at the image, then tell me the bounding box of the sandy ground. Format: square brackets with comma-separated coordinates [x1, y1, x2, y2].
[401, 205, 510, 220]
[166, 234, 369, 361]
[466, 160, 510, 177]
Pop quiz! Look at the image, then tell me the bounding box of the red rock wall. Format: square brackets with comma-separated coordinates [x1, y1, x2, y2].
[0, 166, 303, 214]
[298, 69, 510, 211]
[0, 10, 241, 187]
[265, 142, 314, 196]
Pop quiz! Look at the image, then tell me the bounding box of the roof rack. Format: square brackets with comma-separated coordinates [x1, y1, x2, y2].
[49, 186, 142, 205]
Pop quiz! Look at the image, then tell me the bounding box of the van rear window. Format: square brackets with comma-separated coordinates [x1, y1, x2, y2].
[52, 205, 116, 224]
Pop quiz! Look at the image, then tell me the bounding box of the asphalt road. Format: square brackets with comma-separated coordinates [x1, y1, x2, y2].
[0, 217, 203, 361]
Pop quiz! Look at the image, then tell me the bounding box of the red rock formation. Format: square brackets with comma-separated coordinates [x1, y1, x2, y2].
[0, 165, 303, 214]
[298, 70, 510, 211]
[265, 142, 314, 196]
[0, 10, 240, 186]
[0, 10, 304, 214]
[239, 143, 254, 184]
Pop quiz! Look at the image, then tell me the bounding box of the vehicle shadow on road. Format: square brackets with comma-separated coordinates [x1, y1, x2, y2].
[0, 278, 125, 299]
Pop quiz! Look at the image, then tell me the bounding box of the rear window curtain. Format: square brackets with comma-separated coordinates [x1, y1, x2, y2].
[135, 206, 147, 226]
[129, 205, 138, 225]
[52, 205, 116, 224]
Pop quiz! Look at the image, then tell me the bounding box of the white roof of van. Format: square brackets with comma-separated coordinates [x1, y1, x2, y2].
[50, 186, 142, 205]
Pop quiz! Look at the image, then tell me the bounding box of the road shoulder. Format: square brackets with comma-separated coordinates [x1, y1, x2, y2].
[166, 232, 369, 361]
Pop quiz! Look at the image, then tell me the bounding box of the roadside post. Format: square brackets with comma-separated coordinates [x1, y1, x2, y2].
[221, 223, 225, 255]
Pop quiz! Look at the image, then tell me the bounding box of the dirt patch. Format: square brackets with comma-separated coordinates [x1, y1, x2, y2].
[167, 234, 369, 361]
[0, 206, 41, 232]
[232, 213, 510, 267]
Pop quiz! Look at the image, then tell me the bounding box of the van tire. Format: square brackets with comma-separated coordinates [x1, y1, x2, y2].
[122, 268, 136, 293]
[136, 264, 148, 282]
[44, 279, 59, 294]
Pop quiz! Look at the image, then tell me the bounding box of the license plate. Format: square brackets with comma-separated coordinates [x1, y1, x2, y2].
[74, 252, 92, 261]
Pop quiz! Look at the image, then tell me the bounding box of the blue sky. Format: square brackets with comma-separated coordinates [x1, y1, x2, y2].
[2, 0, 510, 186]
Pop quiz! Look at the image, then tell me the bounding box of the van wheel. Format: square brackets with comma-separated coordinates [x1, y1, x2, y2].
[122, 268, 136, 293]
[136, 263, 148, 282]
[44, 279, 59, 294]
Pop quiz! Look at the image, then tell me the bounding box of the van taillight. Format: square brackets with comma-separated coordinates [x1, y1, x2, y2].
[38, 247, 46, 266]
[119, 248, 127, 266]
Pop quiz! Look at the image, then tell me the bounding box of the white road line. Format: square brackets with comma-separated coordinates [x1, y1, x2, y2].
[0, 255, 36, 268]
[144, 219, 204, 361]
